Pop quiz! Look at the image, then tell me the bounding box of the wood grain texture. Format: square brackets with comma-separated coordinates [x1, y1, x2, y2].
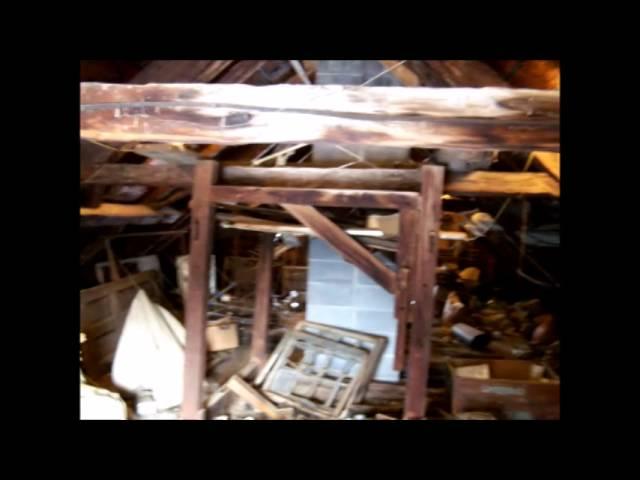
[83, 164, 560, 197]
[394, 209, 418, 371]
[404, 165, 444, 420]
[181, 160, 218, 420]
[532, 151, 560, 181]
[250, 234, 274, 367]
[225, 375, 284, 419]
[80, 83, 559, 151]
[130, 60, 233, 84]
[423, 61, 509, 87]
[446, 171, 559, 197]
[282, 204, 396, 293]
[210, 186, 419, 209]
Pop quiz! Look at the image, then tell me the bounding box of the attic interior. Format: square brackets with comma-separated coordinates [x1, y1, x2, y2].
[79, 59, 560, 420]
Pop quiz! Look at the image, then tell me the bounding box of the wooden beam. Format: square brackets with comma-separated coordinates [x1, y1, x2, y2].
[282, 204, 396, 293]
[130, 60, 233, 84]
[80, 203, 166, 217]
[225, 375, 285, 419]
[81, 61, 233, 167]
[210, 186, 419, 209]
[80, 83, 559, 151]
[532, 151, 560, 181]
[250, 234, 274, 367]
[181, 160, 218, 420]
[404, 165, 444, 420]
[394, 209, 418, 371]
[216, 61, 268, 84]
[83, 164, 560, 197]
[446, 171, 559, 197]
[379, 61, 421, 86]
[423, 61, 509, 87]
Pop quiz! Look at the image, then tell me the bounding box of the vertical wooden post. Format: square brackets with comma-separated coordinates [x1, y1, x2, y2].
[404, 165, 444, 420]
[250, 233, 274, 367]
[181, 160, 218, 420]
[394, 209, 418, 371]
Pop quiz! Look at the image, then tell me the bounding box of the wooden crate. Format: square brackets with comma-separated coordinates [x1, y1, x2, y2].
[450, 359, 560, 420]
[80, 271, 167, 381]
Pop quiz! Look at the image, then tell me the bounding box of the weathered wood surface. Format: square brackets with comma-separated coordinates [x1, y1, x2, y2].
[394, 209, 418, 371]
[210, 186, 419, 209]
[80, 203, 167, 217]
[380, 61, 421, 86]
[130, 60, 234, 84]
[422, 61, 510, 87]
[216, 61, 268, 84]
[80, 271, 164, 381]
[532, 151, 560, 181]
[282, 204, 396, 293]
[446, 170, 559, 197]
[225, 375, 286, 420]
[181, 160, 218, 420]
[250, 233, 274, 367]
[83, 164, 560, 197]
[404, 165, 444, 420]
[80, 83, 559, 151]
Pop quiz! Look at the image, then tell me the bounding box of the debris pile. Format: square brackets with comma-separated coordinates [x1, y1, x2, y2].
[206, 321, 387, 420]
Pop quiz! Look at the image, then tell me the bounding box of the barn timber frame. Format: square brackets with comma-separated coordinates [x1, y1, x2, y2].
[80, 81, 559, 420]
[180, 159, 443, 420]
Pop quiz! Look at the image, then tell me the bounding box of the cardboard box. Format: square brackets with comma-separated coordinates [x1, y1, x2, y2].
[206, 318, 239, 352]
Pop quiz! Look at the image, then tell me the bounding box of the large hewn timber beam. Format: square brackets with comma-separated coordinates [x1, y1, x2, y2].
[282, 204, 396, 293]
[83, 164, 560, 197]
[80, 83, 559, 151]
[209, 186, 419, 209]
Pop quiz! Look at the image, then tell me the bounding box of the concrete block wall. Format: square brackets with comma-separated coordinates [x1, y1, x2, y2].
[306, 238, 399, 381]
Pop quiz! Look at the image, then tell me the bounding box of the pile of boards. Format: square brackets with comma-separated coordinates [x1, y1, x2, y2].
[207, 321, 387, 420]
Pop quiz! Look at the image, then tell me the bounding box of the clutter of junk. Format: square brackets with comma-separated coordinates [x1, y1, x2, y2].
[80, 195, 560, 420]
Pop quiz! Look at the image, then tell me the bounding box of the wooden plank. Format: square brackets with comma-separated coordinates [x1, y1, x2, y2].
[181, 160, 218, 420]
[82, 164, 560, 197]
[282, 204, 396, 293]
[250, 233, 274, 367]
[532, 151, 560, 181]
[446, 171, 559, 197]
[404, 165, 444, 420]
[225, 375, 284, 419]
[394, 209, 418, 371]
[80, 203, 166, 217]
[210, 186, 419, 209]
[83, 163, 195, 187]
[80, 83, 559, 151]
